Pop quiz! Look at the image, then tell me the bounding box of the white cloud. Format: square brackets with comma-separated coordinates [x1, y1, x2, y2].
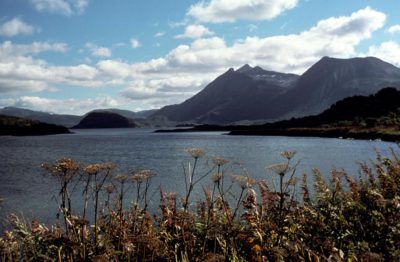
[168, 18, 189, 28]
[130, 38, 140, 48]
[0, 96, 121, 115]
[29, 0, 89, 15]
[365, 41, 400, 67]
[120, 7, 387, 105]
[175, 24, 214, 39]
[0, 17, 39, 37]
[85, 42, 112, 57]
[187, 0, 298, 23]
[0, 7, 388, 112]
[387, 25, 400, 34]
[0, 40, 67, 56]
[73, 0, 89, 13]
[154, 32, 165, 37]
[150, 7, 386, 74]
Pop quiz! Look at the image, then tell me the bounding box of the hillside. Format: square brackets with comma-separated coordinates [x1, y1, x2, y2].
[0, 115, 71, 136]
[0, 107, 82, 128]
[151, 65, 299, 124]
[277, 56, 400, 118]
[151, 56, 400, 124]
[229, 87, 400, 141]
[72, 112, 137, 129]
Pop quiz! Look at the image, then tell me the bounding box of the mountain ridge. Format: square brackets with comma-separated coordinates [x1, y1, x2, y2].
[151, 56, 400, 124]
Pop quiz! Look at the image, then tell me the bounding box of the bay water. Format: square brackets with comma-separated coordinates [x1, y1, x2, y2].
[0, 128, 398, 228]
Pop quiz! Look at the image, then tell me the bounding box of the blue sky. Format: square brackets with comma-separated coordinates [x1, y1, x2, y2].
[0, 0, 399, 115]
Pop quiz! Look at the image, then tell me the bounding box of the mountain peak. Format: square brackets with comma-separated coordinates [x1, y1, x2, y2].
[237, 64, 253, 73]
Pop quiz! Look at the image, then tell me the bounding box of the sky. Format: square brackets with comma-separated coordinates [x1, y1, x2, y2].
[0, 0, 400, 115]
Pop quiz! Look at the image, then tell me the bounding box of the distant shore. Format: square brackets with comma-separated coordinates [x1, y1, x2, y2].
[155, 125, 400, 142]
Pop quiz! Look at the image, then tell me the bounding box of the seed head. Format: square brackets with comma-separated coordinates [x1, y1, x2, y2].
[114, 174, 129, 183]
[211, 157, 228, 166]
[131, 169, 156, 183]
[280, 150, 296, 160]
[83, 163, 114, 175]
[185, 148, 205, 159]
[232, 175, 256, 189]
[267, 163, 289, 176]
[211, 172, 223, 183]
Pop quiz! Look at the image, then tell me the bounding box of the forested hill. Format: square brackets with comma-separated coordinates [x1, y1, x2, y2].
[0, 115, 71, 136]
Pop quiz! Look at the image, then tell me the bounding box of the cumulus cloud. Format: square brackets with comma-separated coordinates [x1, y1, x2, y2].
[176, 24, 214, 39]
[29, 0, 89, 15]
[85, 42, 112, 57]
[387, 25, 400, 34]
[141, 7, 386, 74]
[365, 41, 400, 67]
[0, 17, 39, 37]
[0, 7, 388, 112]
[187, 0, 298, 23]
[0, 96, 121, 115]
[0, 41, 103, 93]
[130, 38, 140, 48]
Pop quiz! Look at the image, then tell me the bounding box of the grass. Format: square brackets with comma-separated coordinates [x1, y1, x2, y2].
[1, 148, 400, 261]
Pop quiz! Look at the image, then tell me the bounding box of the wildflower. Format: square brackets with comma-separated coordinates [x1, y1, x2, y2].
[211, 156, 228, 166]
[131, 169, 156, 183]
[211, 172, 223, 183]
[114, 174, 129, 183]
[42, 158, 80, 181]
[280, 150, 296, 160]
[252, 244, 262, 253]
[267, 162, 289, 176]
[185, 148, 205, 158]
[232, 175, 256, 189]
[83, 163, 114, 175]
[243, 188, 257, 210]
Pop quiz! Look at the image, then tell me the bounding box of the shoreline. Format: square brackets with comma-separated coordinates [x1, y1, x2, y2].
[155, 126, 400, 142]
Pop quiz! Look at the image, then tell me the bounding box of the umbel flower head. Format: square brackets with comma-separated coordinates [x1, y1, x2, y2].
[280, 150, 296, 160]
[185, 148, 205, 159]
[232, 175, 256, 189]
[131, 169, 156, 183]
[211, 172, 223, 183]
[41, 158, 80, 182]
[211, 157, 229, 166]
[42, 158, 80, 174]
[83, 163, 115, 175]
[114, 174, 129, 183]
[267, 163, 289, 176]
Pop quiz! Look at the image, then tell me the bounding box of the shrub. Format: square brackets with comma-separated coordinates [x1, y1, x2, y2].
[1, 148, 400, 261]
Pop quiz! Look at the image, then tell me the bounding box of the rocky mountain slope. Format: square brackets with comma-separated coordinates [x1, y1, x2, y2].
[152, 56, 400, 124]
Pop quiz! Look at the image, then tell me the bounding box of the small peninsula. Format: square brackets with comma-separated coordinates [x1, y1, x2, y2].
[0, 115, 71, 136]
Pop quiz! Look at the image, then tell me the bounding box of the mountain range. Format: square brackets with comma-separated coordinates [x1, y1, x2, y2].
[151, 56, 400, 124]
[0, 107, 157, 128]
[1, 56, 400, 128]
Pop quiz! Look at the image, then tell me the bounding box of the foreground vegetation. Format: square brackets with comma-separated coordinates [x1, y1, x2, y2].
[1, 148, 400, 261]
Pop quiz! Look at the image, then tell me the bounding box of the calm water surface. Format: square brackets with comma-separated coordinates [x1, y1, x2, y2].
[0, 128, 398, 227]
